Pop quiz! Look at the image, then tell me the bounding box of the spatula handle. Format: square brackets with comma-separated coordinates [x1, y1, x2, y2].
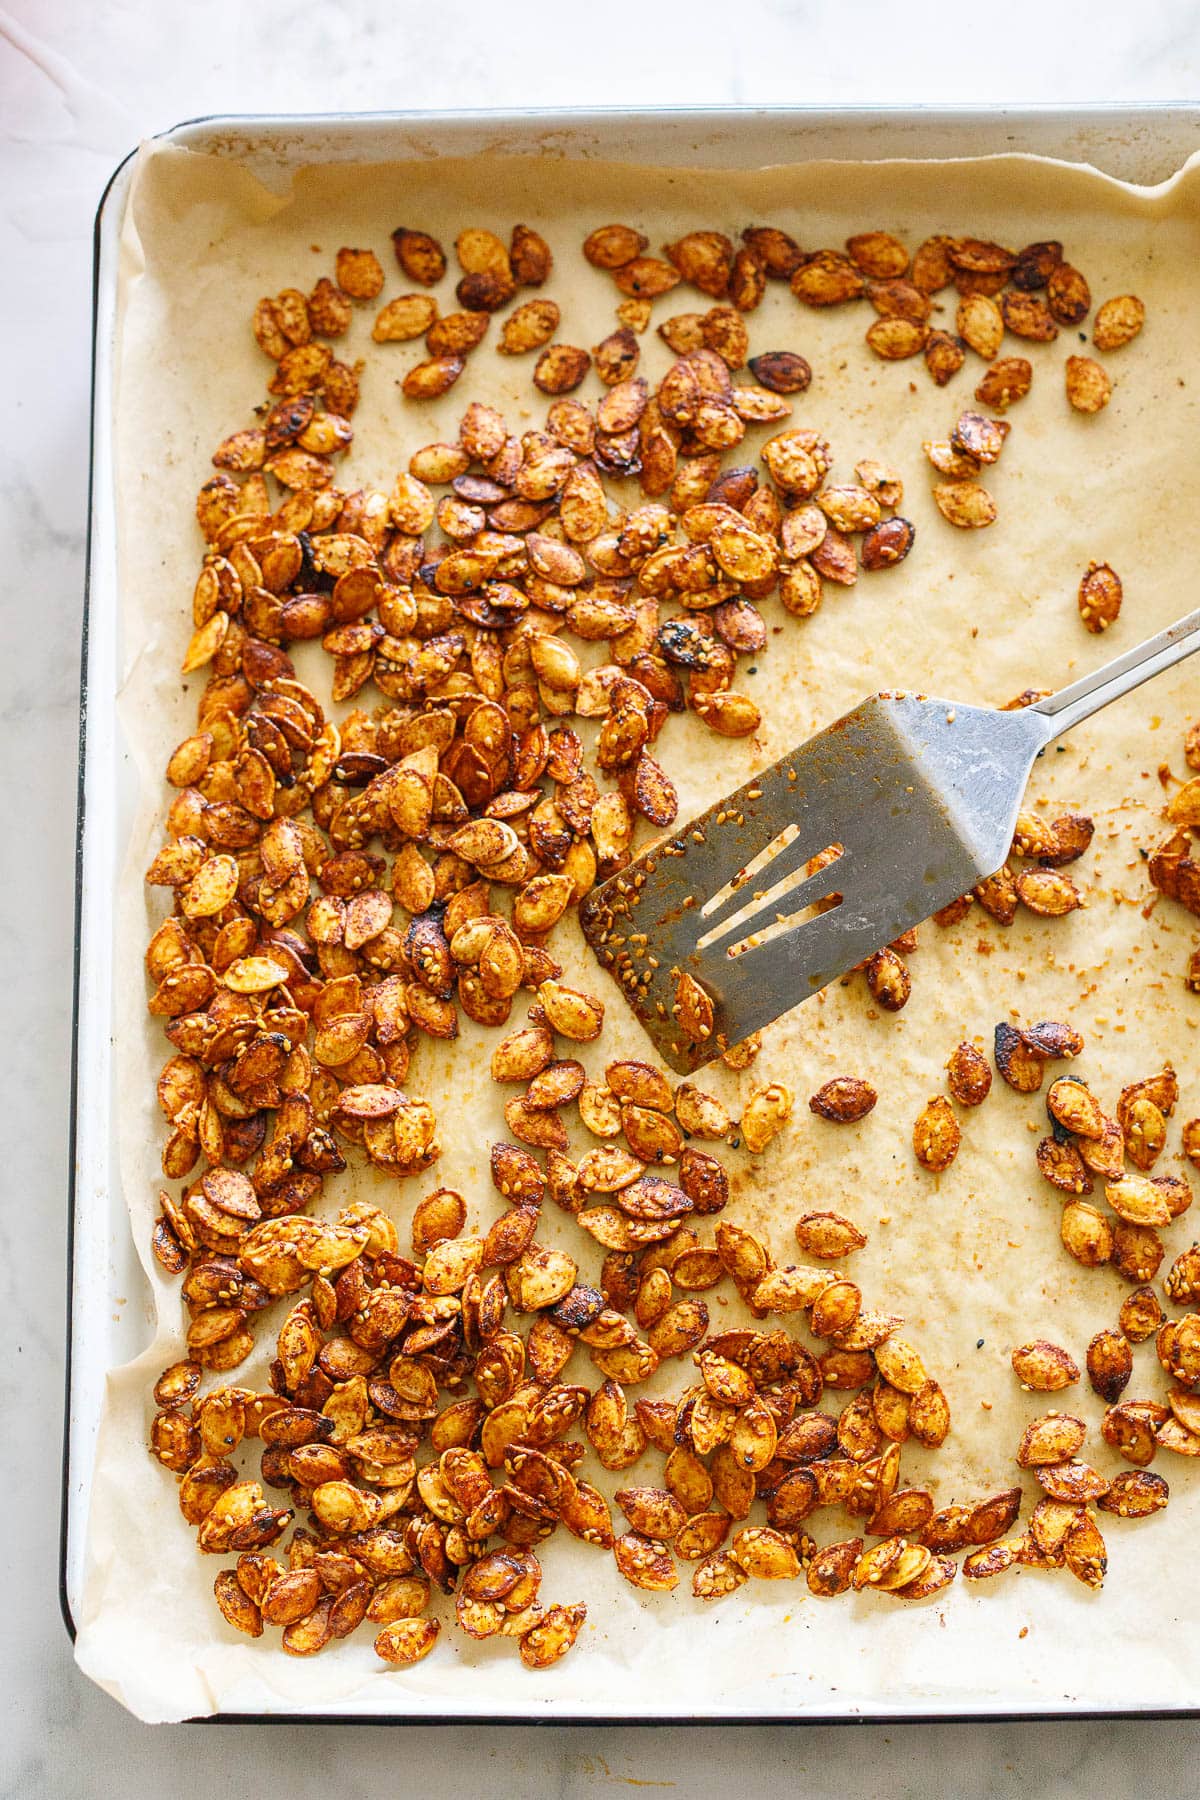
[1033, 606, 1200, 740]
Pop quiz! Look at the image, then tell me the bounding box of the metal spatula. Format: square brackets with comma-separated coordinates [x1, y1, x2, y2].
[580, 608, 1200, 1073]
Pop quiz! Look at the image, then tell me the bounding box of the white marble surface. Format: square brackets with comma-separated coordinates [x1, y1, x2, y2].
[4, 0, 1200, 1791]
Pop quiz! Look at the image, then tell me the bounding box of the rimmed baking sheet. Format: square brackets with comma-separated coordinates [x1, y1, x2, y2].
[68, 108, 1200, 1723]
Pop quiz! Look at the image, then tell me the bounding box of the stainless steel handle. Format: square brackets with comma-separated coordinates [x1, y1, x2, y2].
[1033, 606, 1200, 740]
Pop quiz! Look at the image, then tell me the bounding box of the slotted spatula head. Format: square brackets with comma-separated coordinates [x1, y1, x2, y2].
[580, 691, 1051, 1073]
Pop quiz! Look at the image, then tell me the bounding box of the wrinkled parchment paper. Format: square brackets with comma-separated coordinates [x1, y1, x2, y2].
[76, 136, 1200, 1722]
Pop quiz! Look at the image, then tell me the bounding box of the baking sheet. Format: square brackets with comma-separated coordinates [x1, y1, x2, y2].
[73, 129, 1200, 1722]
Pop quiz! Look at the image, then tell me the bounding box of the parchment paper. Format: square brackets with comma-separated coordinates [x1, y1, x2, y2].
[75, 135, 1200, 1722]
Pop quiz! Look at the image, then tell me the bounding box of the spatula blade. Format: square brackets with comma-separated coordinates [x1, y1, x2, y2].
[580, 692, 1046, 1073]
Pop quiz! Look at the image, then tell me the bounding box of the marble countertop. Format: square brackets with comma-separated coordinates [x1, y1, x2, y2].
[4, 0, 1198, 1791]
